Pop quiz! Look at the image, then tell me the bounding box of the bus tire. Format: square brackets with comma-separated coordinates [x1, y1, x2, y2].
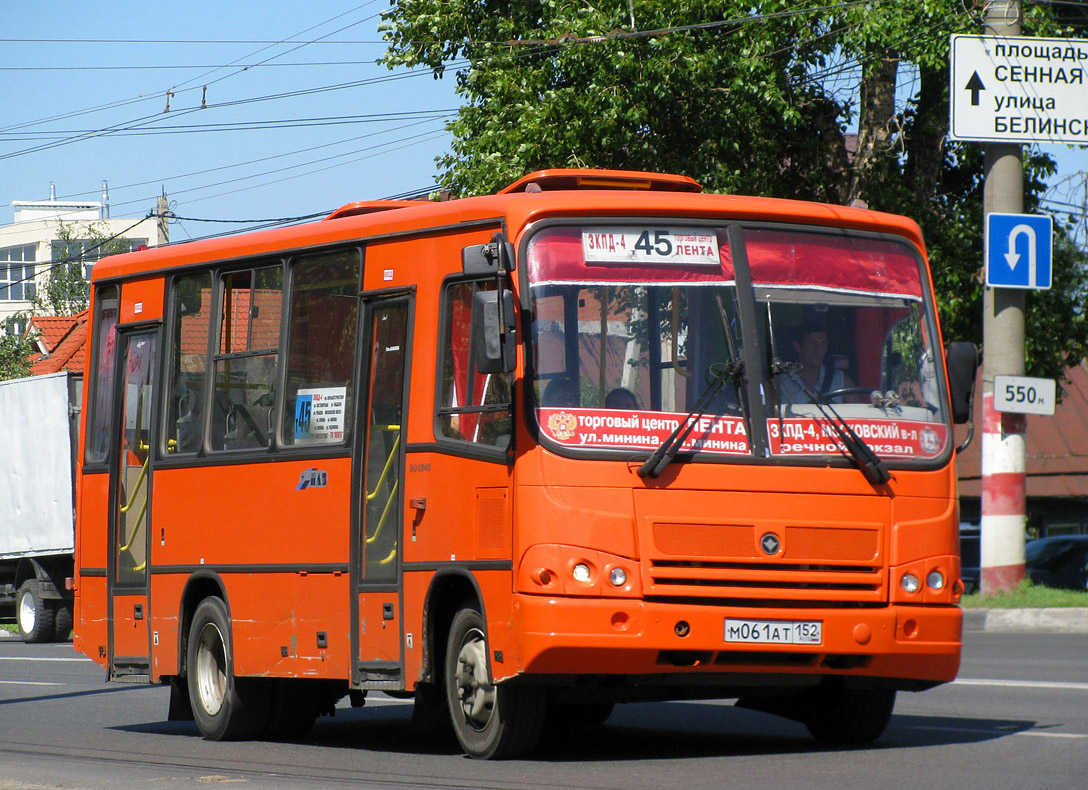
[444, 607, 545, 759]
[803, 688, 896, 745]
[186, 597, 268, 741]
[17, 580, 56, 643]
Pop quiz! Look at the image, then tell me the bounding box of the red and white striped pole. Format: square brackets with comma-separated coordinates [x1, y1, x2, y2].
[979, 0, 1026, 595]
[980, 391, 1026, 593]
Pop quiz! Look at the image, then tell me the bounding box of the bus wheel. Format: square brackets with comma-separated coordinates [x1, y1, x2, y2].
[17, 580, 56, 643]
[803, 688, 896, 745]
[444, 608, 545, 759]
[186, 597, 268, 741]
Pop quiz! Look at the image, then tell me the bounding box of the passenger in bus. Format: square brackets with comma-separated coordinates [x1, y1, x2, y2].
[541, 376, 579, 407]
[779, 322, 855, 404]
[605, 387, 640, 410]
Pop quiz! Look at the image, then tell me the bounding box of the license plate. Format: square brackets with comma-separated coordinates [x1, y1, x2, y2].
[724, 619, 823, 645]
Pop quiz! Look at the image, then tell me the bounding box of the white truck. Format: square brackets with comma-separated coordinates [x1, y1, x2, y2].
[0, 371, 81, 642]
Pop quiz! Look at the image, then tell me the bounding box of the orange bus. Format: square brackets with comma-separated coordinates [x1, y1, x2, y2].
[73, 169, 978, 758]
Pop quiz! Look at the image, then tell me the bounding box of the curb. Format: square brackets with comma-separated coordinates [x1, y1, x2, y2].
[963, 607, 1088, 633]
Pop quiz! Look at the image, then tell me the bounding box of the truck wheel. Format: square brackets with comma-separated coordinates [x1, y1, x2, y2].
[444, 607, 545, 759]
[804, 688, 896, 745]
[53, 603, 74, 642]
[17, 580, 56, 643]
[186, 597, 268, 740]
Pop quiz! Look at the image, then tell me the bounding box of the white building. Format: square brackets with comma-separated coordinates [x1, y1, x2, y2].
[1, 186, 164, 333]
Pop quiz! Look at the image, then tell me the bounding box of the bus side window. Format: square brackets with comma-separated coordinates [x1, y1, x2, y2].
[209, 265, 282, 452]
[281, 249, 360, 446]
[85, 285, 120, 465]
[165, 272, 211, 455]
[436, 279, 513, 450]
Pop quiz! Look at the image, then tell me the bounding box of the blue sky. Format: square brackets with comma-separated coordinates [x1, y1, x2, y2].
[1, 2, 1084, 243]
[0, 1, 458, 239]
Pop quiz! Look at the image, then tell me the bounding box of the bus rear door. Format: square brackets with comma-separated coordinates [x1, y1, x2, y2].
[108, 329, 157, 681]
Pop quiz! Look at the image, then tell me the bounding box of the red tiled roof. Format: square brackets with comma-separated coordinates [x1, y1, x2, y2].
[29, 309, 89, 375]
[957, 362, 1088, 498]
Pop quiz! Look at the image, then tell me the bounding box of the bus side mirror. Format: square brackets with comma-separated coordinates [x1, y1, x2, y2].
[471, 289, 517, 374]
[462, 240, 516, 275]
[946, 341, 978, 425]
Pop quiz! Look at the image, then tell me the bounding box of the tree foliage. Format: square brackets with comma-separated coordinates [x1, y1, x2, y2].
[382, 0, 1088, 383]
[34, 220, 133, 317]
[0, 324, 34, 381]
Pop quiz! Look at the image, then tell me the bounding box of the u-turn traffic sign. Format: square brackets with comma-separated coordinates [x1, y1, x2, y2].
[984, 212, 1053, 290]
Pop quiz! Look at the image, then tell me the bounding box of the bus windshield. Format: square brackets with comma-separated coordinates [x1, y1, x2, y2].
[526, 223, 950, 463]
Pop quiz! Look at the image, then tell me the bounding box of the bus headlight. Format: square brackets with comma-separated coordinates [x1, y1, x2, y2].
[926, 570, 946, 590]
[900, 573, 921, 594]
[609, 567, 628, 587]
[572, 563, 592, 583]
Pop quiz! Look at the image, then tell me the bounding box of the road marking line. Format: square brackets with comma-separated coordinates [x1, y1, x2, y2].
[910, 725, 1087, 739]
[954, 678, 1088, 691]
[1017, 731, 1088, 739]
[0, 680, 63, 686]
[0, 656, 91, 662]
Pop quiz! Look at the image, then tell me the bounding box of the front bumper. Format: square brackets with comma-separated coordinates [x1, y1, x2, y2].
[510, 594, 962, 688]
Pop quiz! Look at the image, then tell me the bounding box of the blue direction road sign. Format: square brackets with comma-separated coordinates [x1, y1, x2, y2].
[985, 213, 1053, 290]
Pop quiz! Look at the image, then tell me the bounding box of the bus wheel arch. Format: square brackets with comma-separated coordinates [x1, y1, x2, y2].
[419, 570, 486, 687]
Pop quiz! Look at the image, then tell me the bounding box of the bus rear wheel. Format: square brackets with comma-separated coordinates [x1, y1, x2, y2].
[186, 597, 268, 741]
[444, 607, 545, 759]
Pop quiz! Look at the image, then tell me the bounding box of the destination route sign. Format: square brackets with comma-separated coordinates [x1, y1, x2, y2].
[950, 34, 1088, 144]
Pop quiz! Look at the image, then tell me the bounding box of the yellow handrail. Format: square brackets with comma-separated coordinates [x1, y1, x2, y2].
[119, 455, 149, 514]
[365, 480, 398, 545]
[365, 426, 401, 502]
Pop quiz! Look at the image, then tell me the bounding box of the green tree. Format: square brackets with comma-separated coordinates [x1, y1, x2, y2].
[35, 220, 132, 317]
[0, 320, 34, 380]
[382, 0, 1088, 383]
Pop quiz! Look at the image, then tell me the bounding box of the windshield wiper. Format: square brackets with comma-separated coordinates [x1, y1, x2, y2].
[638, 361, 742, 479]
[771, 359, 890, 486]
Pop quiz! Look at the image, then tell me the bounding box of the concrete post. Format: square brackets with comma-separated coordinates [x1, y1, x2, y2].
[980, 0, 1027, 594]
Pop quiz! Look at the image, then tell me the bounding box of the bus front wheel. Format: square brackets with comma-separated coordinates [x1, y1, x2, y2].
[444, 607, 545, 759]
[803, 687, 896, 745]
[186, 597, 268, 740]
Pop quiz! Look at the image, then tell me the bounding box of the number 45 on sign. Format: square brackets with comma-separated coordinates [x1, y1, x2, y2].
[994, 375, 1056, 416]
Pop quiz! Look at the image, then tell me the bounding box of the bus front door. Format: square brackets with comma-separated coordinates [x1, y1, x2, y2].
[352, 295, 410, 686]
[108, 330, 157, 681]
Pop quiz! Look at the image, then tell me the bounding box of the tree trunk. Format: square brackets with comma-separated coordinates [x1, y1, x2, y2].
[848, 54, 898, 205]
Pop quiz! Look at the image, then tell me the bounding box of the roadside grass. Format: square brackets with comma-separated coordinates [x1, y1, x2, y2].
[0, 623, 16, 634]
[961, 578, 1088, 609]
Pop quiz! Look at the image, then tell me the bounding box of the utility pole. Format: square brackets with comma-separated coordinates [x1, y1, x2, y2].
[156, 189, 170, 246]
[980, 0, 1026, 594]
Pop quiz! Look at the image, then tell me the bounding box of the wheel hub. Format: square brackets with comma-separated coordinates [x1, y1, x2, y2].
[455, 627, 495, 730]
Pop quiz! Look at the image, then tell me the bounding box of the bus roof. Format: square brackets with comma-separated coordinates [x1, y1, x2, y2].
[89, 169, 927, 282]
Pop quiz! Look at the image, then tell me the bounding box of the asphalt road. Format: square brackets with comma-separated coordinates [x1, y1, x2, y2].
[1, 625, 1086, 790]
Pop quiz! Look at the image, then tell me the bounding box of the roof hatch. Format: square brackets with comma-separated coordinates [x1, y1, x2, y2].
[499, 169, 702, 195]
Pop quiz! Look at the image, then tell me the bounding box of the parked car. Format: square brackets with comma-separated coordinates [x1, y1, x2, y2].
[1025, 535, 1088, 591]
[959, 524, 980, 594]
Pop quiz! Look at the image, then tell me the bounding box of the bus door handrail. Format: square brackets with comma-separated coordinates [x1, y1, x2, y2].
[365, 424, 401, 551]
[119, 440, 150, 571]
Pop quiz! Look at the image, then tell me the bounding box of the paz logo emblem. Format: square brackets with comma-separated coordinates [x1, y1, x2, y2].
[760, 533, 781, 556]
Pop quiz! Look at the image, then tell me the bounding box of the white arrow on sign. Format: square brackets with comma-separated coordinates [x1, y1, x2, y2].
[1004, 223, 1037, 286]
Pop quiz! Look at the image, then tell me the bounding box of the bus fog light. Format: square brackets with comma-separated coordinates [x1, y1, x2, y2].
[609, 567, 627, 587]
[900, 573, 920, 594]
[927, 570, 945, 590]
[572, 563, 592, 583]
